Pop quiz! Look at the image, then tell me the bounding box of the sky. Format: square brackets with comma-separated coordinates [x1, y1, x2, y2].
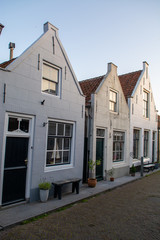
[0, 0, 160, 112]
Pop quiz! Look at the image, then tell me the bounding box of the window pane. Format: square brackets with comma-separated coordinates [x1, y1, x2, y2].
[58, 123, 64, 136]
[46, 152, 54, 165]
[63, 151, 70, 163]
[56, 138, 63, 150]
[65, 124, 72, 136]
[20, 119, 29, 133]
[43, 64, 58, 82]
[49, 81, 56, 92]
[47, 137, 55, 150]
[48, 122, 56, 135]
[55, 151, 62, 164]
[8, 117, 19, 131]
[42, 79, 49, 92]
[64, 138, 70, 150]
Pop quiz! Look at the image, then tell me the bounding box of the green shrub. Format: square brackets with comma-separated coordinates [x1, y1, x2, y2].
[39, 182, 51, 190]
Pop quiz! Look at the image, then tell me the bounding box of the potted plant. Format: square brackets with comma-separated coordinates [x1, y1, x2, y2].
[88, 159, 101, 187]
[130, 164, 136, 176]
[39, 181, 51, 202]
[108, 168, 115, 181]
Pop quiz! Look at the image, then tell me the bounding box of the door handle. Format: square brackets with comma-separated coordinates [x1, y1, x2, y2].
[24, 159, 28, 166]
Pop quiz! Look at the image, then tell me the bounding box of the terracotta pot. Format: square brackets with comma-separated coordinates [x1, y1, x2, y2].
[110, 177, 114, 182]
[88, 178, 97, 188]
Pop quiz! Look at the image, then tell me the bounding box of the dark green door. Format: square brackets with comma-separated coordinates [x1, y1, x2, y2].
[2, 137, 29, 205]
[96, 138, 104, 181]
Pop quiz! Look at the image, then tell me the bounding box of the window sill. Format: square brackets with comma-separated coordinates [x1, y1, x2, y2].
[109, 111, 119, 115]
[41, 91, 60, 98]
[44, 163, 74, 172]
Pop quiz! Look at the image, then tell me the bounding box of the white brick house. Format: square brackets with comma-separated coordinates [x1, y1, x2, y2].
[119, 61, 158, 167]
[0, 22, 85, 206]
[80, 63, 130, 181]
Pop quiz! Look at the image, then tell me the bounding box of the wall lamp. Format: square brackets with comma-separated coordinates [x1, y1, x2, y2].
[43, 122, 48, 127]
[41, 99, 45, 105]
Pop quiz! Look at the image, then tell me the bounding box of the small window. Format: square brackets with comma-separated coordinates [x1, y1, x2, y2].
[109, 90, 118, 112]
[42, 62, 59, 95]
[96, 129, 105, 137]
[143, 90, 149, 118]
[8, 117, 29, 133]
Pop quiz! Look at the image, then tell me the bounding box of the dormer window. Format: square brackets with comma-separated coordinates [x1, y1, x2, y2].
[42, 62, 60, 95]
[109, 89, 118, 112]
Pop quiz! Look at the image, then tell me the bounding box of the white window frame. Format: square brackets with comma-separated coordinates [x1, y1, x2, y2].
[109, 89, 118, 113]
[45, 119, 75, 172]
[144, 130, 149, 158]
[113, 131, 125, 162]
[42, 61, 61, 97]
[133, 129, 140, 159]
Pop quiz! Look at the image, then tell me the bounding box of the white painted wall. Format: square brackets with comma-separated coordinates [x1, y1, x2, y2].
[129, 62, 157, 166]
[89, 63, 130, 178]
[0, 22, 85, 203]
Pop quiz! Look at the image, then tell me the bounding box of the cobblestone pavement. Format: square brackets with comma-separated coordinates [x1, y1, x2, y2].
[0, 171, 160, 240]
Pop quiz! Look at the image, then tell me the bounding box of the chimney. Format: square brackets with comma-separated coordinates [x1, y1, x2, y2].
[9, 42, 15, 60]
[0, 23, 4, 35]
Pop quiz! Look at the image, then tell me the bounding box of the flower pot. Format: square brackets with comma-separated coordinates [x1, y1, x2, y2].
[131, 172, 135, 177]
[39, 189, 49, 202]
[110, 177, 114, 182]
[88, 178, 97, 188]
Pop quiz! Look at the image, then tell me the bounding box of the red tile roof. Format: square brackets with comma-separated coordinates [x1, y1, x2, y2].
[79, 75, 104, 106]
[0, 58, 16, 68]
[119, 70, 142, 101]
[79, 70, 142, 106]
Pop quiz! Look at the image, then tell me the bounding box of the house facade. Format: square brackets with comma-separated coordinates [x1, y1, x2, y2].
[0, 22, 85, 206]
[80, 63, 130, 182]
[119, 62, 158, 167]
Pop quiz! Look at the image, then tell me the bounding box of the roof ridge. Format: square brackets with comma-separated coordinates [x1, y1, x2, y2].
[80, 74, 105, 83]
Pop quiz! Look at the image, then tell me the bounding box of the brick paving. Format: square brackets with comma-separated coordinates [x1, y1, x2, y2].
[0, 171, 160, 240]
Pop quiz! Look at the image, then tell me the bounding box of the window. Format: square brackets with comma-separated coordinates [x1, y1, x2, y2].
[46, 121, 73, 166]
[96, 129, 105, 137]
[8, 117, 29, 133]
[109, 90, 117, 112]
[152, 132, 156, 162]
[113, 131, 125, 162]
[144, 131, 149, 157]
[143, 91, 149, 118]
[42, 62, 59, 95]
[133, 129, 140, 159]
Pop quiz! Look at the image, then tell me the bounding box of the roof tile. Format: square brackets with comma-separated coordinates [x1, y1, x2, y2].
[0, 58, 16, 68]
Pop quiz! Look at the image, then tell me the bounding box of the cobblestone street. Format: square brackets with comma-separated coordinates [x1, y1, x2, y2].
[0, 171, 160, 240]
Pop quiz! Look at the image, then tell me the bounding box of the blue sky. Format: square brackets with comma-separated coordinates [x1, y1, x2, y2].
[1, 0, 160, 112]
